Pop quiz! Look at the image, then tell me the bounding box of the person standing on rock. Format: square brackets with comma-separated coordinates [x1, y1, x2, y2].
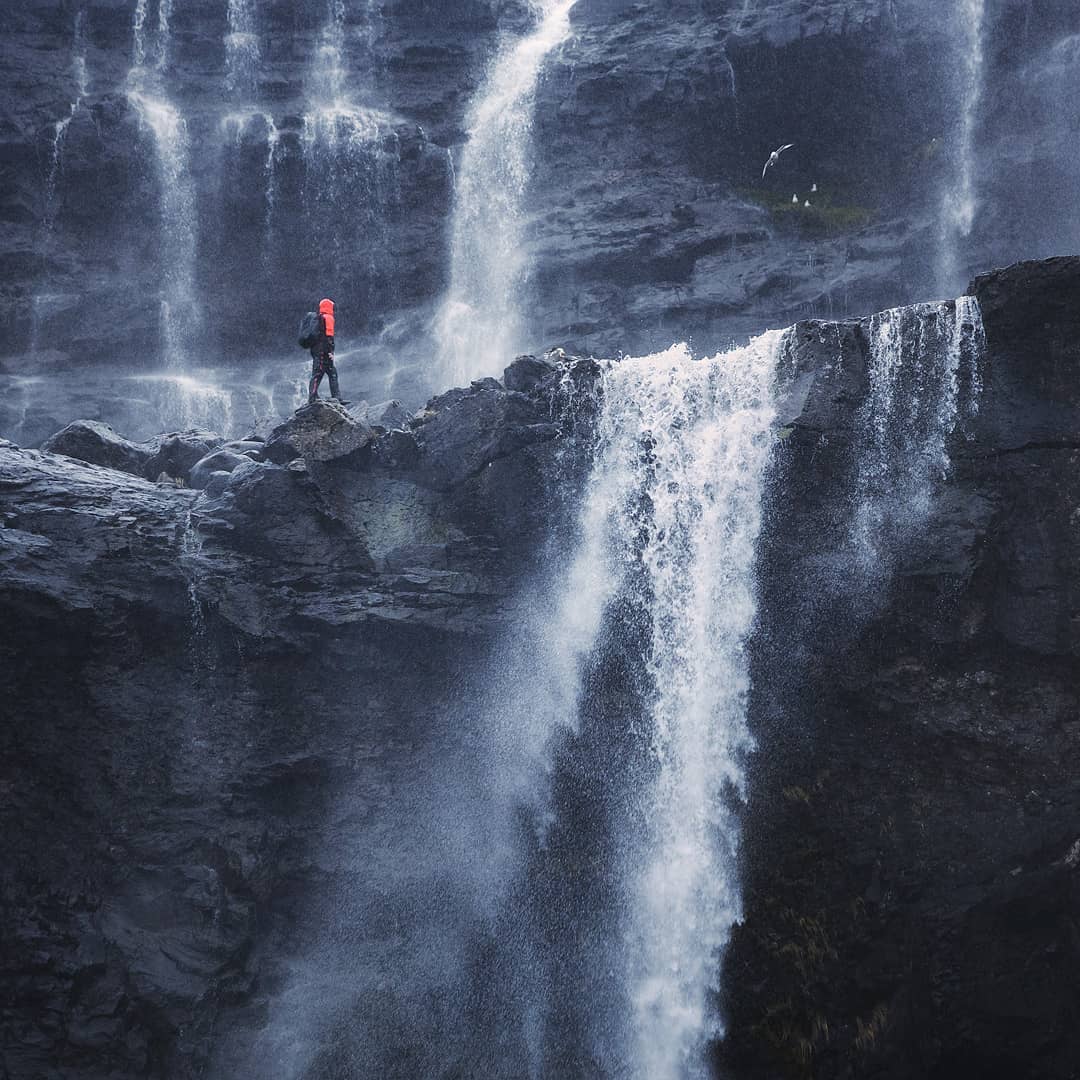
[308, 298, 341, 404]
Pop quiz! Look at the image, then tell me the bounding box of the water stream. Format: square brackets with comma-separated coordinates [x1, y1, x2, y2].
[434, 0, 577, 390]
[127, 0, 200, 369]
[938, 0, 986, 293]
[43, 10, 90, 236]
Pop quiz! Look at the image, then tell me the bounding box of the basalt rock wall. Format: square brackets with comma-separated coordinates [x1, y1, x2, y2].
[3, 0, 1080, 376]
[0, 258, 1078, 1078]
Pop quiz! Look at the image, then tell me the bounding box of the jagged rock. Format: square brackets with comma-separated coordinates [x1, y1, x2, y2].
[40, 419, 150, 477]
[0, 437, 17, 449]
[188, 448, 251, 490]
[503, 354, 558, 393]
[413, 383, 561, 489]
[372, 428, 422, 470]
[263, 400, 375, 465]
[142, 429, 224, 482]
[3, 260, 1080, 1080]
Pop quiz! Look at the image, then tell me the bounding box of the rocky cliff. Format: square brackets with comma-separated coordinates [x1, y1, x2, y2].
[3, 0, 1080, 428]
[1, 256, 1078, 1078]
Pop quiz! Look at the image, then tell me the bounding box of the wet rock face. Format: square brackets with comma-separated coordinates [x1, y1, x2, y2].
[262, 400, 375, 464]
[40, 419, 152, 475]
[1, 258, 1079, 1078]
[719, 257, 1080, 1079]
[4, 0, 1080, 386]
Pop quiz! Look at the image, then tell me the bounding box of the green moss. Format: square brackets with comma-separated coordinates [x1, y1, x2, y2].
[738, 186, 876, 236]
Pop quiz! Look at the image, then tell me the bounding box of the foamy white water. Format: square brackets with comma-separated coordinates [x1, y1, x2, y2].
[127, 90, 199, 368]
[582, 334, 784, 1079]
[434, 0, 577, 389]
[226, 0, 261, 99]
[852, 297, 985, 567]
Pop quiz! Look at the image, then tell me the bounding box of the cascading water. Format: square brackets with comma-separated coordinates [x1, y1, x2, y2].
[851, 296, 985, 569]
[219, 0, 280, 251]
[43, 10, 90, 235]
[434, 0, 577, 390]
[225, 0, 260, 99]
[301, 0, 390, 269]
[938, 0, 986, 293]
[127, 0, 200, 369]
[580, 334, 785, 1078]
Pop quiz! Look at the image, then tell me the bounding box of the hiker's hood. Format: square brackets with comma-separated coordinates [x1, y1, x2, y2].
[319, 299, 334, 315]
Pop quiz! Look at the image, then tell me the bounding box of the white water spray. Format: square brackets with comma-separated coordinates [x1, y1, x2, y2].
[226, 0, 260, 99]
[127, 0, 199, 368]
[128, 91, 199, 368]
[434, 0, 577, 390]
[600, 335, 783, 1079]
[938, 0, 986, 293]
[156, 0, 175, 71]
[304, 0, 384, 145]
[852, 297, 985, 567]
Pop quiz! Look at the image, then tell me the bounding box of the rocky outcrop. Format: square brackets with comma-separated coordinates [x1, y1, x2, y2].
[41, 419, 152, 476]
[262, 401, 375, 465]
[4, 0, 1078, 417]
[143, 429, 224, 482]
[719, 257, 1080, 1079]
[0, 357, 585, 1078]
[1, 258, 1078, 1078]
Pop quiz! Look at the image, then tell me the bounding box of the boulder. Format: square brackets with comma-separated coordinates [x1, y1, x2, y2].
[41, 420, 150, 476]
[263, 400, 375, 465]
[503, 354, 558, 393]
[188, 448, 250, 490]
[222, 440, 266, 460]
[142, 429, 223, 482]
[414, 384, 560, 489]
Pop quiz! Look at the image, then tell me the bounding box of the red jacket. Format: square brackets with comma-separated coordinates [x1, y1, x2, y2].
[319, 298, 335, 338]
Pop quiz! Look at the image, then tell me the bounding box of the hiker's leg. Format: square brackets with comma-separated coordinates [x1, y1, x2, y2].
[308, 356, 324, 402]
[327, 356, 340, 399]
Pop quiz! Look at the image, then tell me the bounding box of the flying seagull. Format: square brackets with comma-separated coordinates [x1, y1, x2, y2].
[762, 143, 795, 179]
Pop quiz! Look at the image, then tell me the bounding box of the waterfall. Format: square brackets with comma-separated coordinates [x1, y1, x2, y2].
[127, 0, 200, 369]
[576, 334, 783, 1077]
[434, 0, 577, 390]
[225, 0, 260, 100]
[156, 0, 175, 71]
[128, 92, 199, 368]
[938, 0, 986, 293]
[43, 11, 90, 236]
[851, 296, 985, 569]
[301, 0, 389, 267]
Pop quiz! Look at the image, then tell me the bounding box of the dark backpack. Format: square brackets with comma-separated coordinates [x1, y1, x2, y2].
[298, 311, 321, 349]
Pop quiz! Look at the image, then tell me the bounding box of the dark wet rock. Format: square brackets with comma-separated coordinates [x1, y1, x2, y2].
[413, 383, 561, 489]
[371, 428, 422, 471]
[188, 447, 251, 490]
[222, 439, 267, 460]
[40, 419, 151, 477]
[2, 259, 1080, 1079]
[142, 429, 224, 482]
[717, 255, 1080, 1080]
[503, 354, 558, 393]
[263, 401, 376, 465]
